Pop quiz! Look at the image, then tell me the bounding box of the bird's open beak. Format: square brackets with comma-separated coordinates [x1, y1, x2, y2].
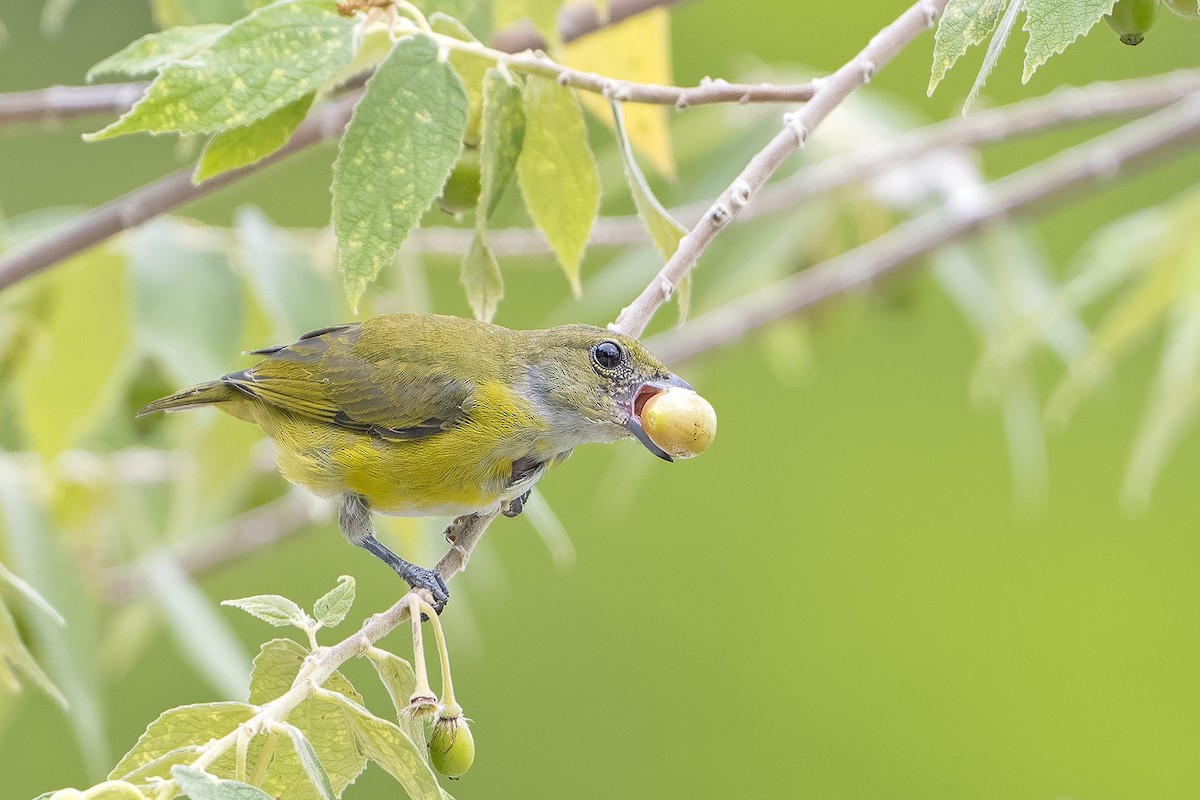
[621, 374, 693, 462]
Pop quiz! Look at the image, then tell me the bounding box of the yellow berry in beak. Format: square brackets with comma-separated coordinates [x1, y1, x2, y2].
[640, 387, 717, 459]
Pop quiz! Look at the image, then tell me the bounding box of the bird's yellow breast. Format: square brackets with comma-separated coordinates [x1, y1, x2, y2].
[238, 380, 559, 516]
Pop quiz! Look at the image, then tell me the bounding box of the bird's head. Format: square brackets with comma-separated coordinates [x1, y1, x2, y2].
[521, 324, 693, 461]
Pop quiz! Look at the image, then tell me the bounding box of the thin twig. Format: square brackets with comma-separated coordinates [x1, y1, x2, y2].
[405, 69, 1200, 257]
[646, 96, 1200, 364]
[0, 0, 682, 127]
[610, 0, 948, 338]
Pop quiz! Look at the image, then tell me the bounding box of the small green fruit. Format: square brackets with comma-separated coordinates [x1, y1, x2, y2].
[438, 147, 482, 216]
[429, 714, 475, 779]
[1104, 0, 1159, 44]
[1163, 0, 1200, 18]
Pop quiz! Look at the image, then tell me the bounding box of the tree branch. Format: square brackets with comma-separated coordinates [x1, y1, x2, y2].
[610, 0, 948, 338]
[645, 95, 1200, 365]
[404, 69, 1200, 257]
[0, 0, 682, 127]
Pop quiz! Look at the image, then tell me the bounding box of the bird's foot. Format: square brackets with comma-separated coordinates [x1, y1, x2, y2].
[397, 563, 450, 612]
[501, 489, 531, 518]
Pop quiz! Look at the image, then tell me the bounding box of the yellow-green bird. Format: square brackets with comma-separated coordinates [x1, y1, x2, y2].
[138, 313, 694, 608]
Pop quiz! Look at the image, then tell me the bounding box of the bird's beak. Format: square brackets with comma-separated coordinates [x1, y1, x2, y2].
[621, 374, 694, 462]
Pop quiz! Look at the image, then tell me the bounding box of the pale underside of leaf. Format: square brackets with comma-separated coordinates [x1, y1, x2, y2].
[927, 0, 1008, 95]
[312, 574, 356, 628]
[516, 75, 600, 295]
[1023, 0, 1116, 82]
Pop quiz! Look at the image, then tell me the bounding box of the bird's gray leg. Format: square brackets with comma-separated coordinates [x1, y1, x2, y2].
[338, 492, 450, 608]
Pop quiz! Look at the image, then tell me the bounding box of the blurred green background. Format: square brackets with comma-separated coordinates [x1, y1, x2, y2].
[3, 1, 1200, 798]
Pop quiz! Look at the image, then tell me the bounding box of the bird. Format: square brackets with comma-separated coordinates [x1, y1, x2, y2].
[137, 313, 693, 609]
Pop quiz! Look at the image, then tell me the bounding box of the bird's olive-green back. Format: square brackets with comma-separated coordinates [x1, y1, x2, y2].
[223, 314, 670, 439]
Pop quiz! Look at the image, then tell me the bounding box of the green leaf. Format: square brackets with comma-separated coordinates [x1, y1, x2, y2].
[312, 575, 355, 628]
[109, 702, 257, 780]
[429, 13, 490, 146]
[194, 93, 312, 183]
[132, 219, 243, 386]
[88, 0, 354, 139]
[248, 639, 367, 798]
[516, 75, 600, 295]
[322, 691, 445, 800]
[478, 69, 525, 221]
[366, 649, 425, 751]
[41, 781, 150, 800]
[0, 465, 108, 773]
[86, 24, 228, 81]
[221, 594, 309, 628]
[0, 594, 66, 706]
[233, 206, 337, 341]
[1023, 0, 1114, 82]
[461, 232, 504, 322]
[280, 724, 336, 800]
[332, 34, 469, 310]
[16, 245, 130, 458]
[115, 745, 205, 784]
[494, 0, 562, 48]
[0, 560, 64, 625]
[172, 765, 273, 800]
[927, 0, 1007, 94]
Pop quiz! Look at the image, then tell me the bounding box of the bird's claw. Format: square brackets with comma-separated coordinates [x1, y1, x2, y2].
[402, 565, 450, 612]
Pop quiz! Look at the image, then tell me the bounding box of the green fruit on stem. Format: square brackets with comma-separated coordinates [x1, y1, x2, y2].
[438, 147, 482, 216]
[1163, 0, 1200, 18]
[1104, 0, 1159, 45]
[429, 714, 475, 779]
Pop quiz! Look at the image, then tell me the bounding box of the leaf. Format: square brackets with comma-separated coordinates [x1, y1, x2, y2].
[365, 649, 425, 750]
[143, 554, 250, 699]
[611, 102, 684, 260]
[0, 465, 108, 774]
[114, 745, 204, 784]
[109, 702, 257, 780]
[88, 0, 354, 139]
[131, 219, 243, 386]
[233, 206, 337, 340]
[0, 560, 65, 625]
[460, 233, 504, 322]
[42, 781, 150, 800]
[194, 93, 313, 183]
[563, 7, 675, 177]
[322, 691, 445, 800]
[494, 0, 562, 48]
[612, 101, 687, 321]
[172, 766, 273, 800]
[478, 69, 526, 221]
[429, 13, 490, 146]
[0, 594, 66, 706]
[16, 245, 130, 458]
[86, 24, 228, 81]
[281, 724, 336, 800]
[248, 639, 367, 798]
[963, 0, 1022, 112]
[332, 33, 469, 311]
[221, 594, 309, 628]
[312, 575, 355, 628]
[516, 75, 600, 295]
[927, 0, 1007, 95]
[1022, 0, 1114, 82]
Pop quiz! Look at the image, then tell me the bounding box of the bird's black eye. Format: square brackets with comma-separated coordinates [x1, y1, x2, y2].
[591, 340, 624, 370]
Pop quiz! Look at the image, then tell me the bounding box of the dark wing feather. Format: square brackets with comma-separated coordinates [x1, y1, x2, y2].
[224, 320, 473, 438]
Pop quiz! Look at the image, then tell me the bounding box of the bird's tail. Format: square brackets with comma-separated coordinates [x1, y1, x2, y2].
[137, 380, 239, 417]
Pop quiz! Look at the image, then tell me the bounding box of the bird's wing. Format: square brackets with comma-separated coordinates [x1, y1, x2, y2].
[224, 322, 473, 439]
